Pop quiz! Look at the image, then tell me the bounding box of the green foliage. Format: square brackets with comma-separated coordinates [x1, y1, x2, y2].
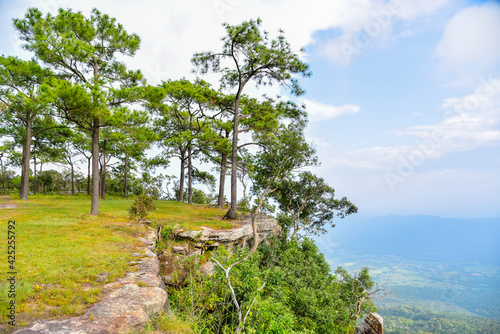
[0, 170, 16, 193]
[0, 55, 55, 200]
[246, 122, 317, 244]
[13, 7, 145, 213]
[250, 123, 317, 192]
[259, 238, 351, 333]
[237, 198, 251, 213]
[336, 266, 377, 322]
[148, 79, 220, 204]
[191, 189, 215, 204]
[160, 226, 175, 241]
[128, 191, 156, 223]
[274, 171, 357, 241]
[248, 298, 297, 334]
[192, 169, 217, 191]
[192, 18, 311, 218]
[34, 170, 66, 193]
[166, 237, 377, 333]
[192, 18, 310, 95]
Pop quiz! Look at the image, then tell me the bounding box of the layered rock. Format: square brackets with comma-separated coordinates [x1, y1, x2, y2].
[355, 313, 384, 334]
[176, 214, 280, 248]
[160, 215, 280, 286]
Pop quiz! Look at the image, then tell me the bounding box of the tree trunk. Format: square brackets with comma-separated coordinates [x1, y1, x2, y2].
[217, 152, 227, 208]
[179, 152, 185, 202]
[0, 157, 5, 193]
[99, 160, 102, 196]
[90, 119, 100, 215]
[225, 96, 241, 219]
[33, 156, 37, 195]
[124, 155, 128, 198]
[188, 145, 193, 205]
[71, 163, 75, 195]
[20, 118, 32, 201]
[353, 296, 364, 320]
[250, 191, 267, 253]
[87, 157, 91, 195]
[100, 141, 107, 199]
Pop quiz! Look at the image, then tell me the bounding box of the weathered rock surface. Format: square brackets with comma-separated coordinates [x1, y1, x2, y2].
[355, 313, 384, 334]
[14, 229, 168, 334]
[160, 215, 280, 286]
[176, 215, 280, 248]
[172, 246, 188, 255]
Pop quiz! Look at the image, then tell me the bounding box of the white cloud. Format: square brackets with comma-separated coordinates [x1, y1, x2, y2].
[395, 0, 449, 20]
[435, 2, 500, 72]
[327, 77, 500, 171]
[306, 136, 332, 149]
[401, 78, 500, 152]
[300, 98, 360, 122]
[320, 0, 450, 65]
[1, 0, 452, 83]
[328, 144, 440, 171]
[400, 29, 416, 38]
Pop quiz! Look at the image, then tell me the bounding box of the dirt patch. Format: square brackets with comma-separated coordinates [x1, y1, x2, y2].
[0, 195, 18, 209]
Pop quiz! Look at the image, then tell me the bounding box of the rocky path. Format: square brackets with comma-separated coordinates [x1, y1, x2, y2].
[14, 230, 168, 334]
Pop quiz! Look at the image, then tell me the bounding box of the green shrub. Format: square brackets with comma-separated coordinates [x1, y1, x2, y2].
[128, 191, 156, 223]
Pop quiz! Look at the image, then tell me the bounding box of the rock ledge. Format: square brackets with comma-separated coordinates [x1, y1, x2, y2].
[14, 229, 168, 334]
[355, 313, 384, 334]
[176, 214, 280, 248]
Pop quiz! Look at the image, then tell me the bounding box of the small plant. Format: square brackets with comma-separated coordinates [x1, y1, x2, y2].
[128, 191, 157, 223]
[161, 226, 175, 241]
[137, 281, 148, 287]
[33, 284, 44, 292]
[156, 226, 176, 252]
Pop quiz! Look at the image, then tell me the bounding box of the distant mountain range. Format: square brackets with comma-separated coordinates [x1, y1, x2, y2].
[316, 215, 500, 264]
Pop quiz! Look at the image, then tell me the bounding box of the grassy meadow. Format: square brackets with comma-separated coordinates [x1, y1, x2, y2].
[0, 194, 228, 328]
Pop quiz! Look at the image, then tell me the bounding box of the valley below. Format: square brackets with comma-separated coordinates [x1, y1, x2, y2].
[315, 215, 500, 333]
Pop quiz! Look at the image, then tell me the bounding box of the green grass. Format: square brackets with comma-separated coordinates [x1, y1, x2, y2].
[152, 201, 231, 230]
[0, 194, 231, 328]
[135, 310, 195, 334]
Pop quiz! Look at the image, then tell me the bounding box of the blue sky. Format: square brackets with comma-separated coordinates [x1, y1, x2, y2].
[1, 0, 499, 218]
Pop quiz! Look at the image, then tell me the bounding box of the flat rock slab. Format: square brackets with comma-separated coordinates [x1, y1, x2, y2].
[176, 215, 280, 247]
[14, 230, 168, 334]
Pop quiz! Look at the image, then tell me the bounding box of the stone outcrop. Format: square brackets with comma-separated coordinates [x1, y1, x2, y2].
[354, 313, 384, 334]
[14, 230, 168, 334]
[176, 214, 280, 248]
[160, 215, 280, 286]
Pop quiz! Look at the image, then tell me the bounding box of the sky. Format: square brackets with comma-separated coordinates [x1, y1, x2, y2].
[1, 0, 499, 219]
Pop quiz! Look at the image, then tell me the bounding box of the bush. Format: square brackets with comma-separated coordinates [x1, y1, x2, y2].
[128, 191, 156, 223]
[0, 170, 16, 193]
[192, 189, 215, 204]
